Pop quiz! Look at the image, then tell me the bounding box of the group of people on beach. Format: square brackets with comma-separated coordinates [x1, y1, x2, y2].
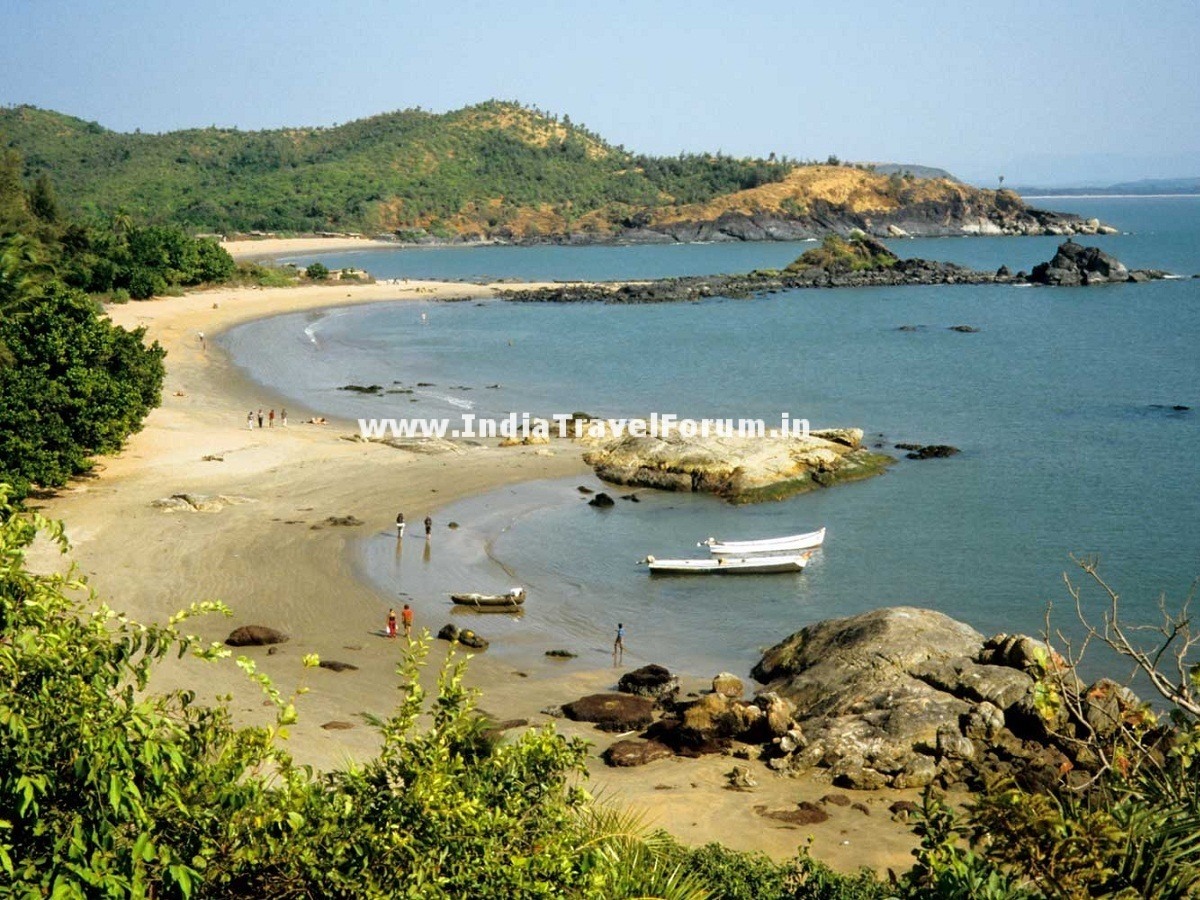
[387, 510, 628, 667]
[394, 512, 432, 540]
[246, 407, 286, 429]
[386, 604, 414, 640]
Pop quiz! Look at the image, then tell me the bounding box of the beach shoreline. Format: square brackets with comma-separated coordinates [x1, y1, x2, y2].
[29, 276, 927, 871]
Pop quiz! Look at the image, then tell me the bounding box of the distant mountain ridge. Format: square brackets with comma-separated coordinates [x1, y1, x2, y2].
[1013, 176, 1200, 196]
[0, 101, 1099, 242]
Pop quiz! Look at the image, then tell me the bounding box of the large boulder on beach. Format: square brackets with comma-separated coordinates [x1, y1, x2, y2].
[745, 607, 1154, 789]
[618, 664, 680, 702]
[604, 739, 675, 767]
[225, 625, 288, 646]
[750, 608, 1016, 787]
[562, 693, 655, 732]
[580, 427, 891, 503]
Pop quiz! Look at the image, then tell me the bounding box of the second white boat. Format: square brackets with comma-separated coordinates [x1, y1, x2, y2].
[700, 526, 826, 556]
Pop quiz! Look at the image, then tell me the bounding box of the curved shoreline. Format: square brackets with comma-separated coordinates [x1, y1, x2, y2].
[31, 278, 927, 871]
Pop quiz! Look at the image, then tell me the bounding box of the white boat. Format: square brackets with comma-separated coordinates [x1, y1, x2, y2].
[700, 527, 826, 556]
[644, 553, 812, 575]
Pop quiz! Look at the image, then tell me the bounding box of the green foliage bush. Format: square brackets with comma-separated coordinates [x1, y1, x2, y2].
[304, 261, 330, 280]
[0, 280, 165, 496]
[785, 234, 899, 274]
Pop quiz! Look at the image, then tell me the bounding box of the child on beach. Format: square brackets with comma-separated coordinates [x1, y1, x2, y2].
[268, 409, 275, 427]
[386, 608, 397, 639]
[246, 411, 254, 429]
[402, 603, 414, 639]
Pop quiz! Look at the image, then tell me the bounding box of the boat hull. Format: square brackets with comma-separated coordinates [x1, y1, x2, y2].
[450, 591, 526, 610]
[702, 527, 825, 556]
[647, 554, 810, 575]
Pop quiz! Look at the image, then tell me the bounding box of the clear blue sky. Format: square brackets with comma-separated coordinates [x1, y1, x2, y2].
[3, 0, 1198, 185]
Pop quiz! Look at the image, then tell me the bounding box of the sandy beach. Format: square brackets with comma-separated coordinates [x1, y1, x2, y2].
[222, 235, 402, 260]
[30, 268, 927, 874]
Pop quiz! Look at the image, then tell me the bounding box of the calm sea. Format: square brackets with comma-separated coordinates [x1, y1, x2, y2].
[222, 198, 1200, 681]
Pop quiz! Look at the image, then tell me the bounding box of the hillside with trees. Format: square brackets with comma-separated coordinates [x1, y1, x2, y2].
[0, 101, 1087, 243]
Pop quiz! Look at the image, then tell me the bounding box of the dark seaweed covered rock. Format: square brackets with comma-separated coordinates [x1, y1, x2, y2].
[562, 693, 655, 732]
[225, 625, 288, 646]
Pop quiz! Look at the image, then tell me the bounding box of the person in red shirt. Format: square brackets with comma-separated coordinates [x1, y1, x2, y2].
[401, 603, 414, 639]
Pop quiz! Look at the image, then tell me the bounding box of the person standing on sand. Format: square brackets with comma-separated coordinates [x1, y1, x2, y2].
[247, 411, 254, 429]
[198, 331, 205, 351]
[386, 608, 397, 639]
[281, 407, 288, 427]
[395, 512, 405, 538]
[268, 408, 275, 428]
[257, 408, 264, 428]
[424, 515, 432, 540]
[613, 622, 625, 666]
[402, 603, 414, 639]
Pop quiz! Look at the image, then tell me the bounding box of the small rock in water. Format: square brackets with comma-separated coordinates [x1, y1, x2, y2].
[588, 492, 616, 508]
[905, 444, 960, 460]
[577, 485, 595, 494]
[948, 324, 980, 333]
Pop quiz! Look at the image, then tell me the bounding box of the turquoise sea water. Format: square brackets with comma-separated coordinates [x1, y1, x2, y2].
[223, 198, 1200, 680]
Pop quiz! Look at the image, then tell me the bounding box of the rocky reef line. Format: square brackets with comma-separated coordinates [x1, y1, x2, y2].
[500, 238, 1170, 304]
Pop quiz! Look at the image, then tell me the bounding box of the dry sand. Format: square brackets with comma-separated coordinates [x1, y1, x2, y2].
[223, 236, 400, 260]
[30, 271, 925, 875]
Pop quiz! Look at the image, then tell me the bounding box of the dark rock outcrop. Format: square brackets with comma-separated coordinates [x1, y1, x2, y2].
[1026, 240, 1168, 285]
[437, 624, 489, 650]
[902, 444, 960, 460]
[225, 625, 288, 646]
[587, 492, 616, 508]
[617, 664, 680, 702]
[603, 739, 675, 767]
[562, 693, 655, 732]
[318, 660, 359, 673]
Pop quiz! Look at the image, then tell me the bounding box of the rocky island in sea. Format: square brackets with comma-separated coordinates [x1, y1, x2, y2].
[501, 235, 1171, 304]
[580, 425, 891, 503]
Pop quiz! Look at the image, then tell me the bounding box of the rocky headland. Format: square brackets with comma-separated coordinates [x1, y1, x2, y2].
[501, 237, 1170, 304]
[580, 426, 891, 503]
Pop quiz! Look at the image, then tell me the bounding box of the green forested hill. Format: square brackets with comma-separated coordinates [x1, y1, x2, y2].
[0, 101, 791, 236]
[1, 100, 1068, 242]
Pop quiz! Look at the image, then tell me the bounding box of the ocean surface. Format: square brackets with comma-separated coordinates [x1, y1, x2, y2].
[222, 198, 1200, 681]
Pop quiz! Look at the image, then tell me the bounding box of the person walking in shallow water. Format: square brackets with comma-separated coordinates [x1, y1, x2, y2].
[395, 512, 405, 538]
[613, 622, 625, 666]
[424, 515, 432, 540]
